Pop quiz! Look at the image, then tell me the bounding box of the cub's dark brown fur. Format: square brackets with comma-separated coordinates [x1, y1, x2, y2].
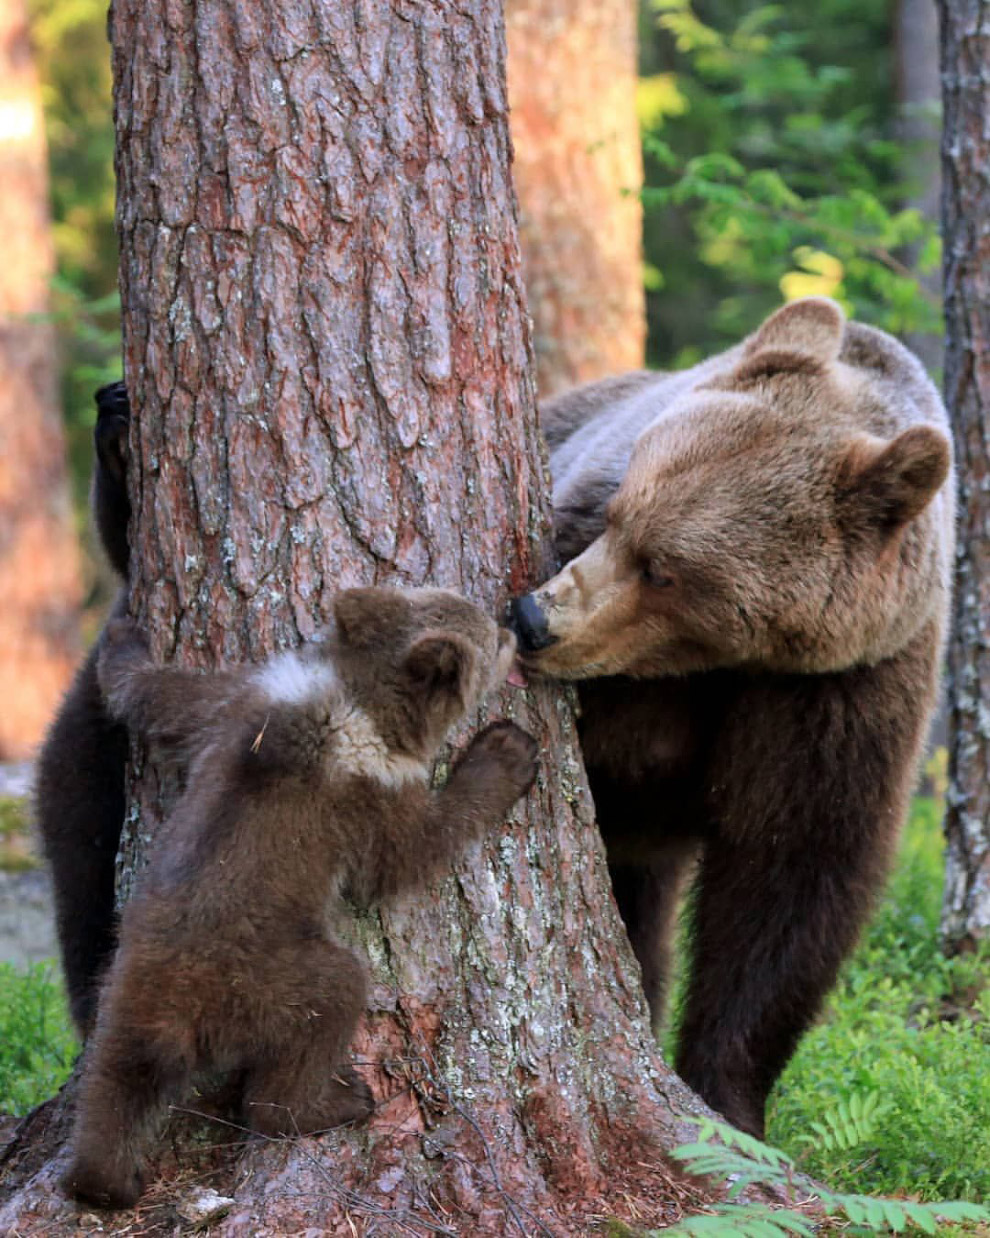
[63, 591, 536, 1209]
[511, 299, 954, 1138]
[35, 382, 131, 1035]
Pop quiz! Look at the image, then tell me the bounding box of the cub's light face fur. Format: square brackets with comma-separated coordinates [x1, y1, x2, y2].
[254, 588, 517, 781]
[521, 299, 952, 680]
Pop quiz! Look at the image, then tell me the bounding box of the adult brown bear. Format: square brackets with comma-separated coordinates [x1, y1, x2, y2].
[509, 298, 954, 1138]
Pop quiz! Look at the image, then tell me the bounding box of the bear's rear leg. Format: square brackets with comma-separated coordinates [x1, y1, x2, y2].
[36, 640, 127, 1037]
[609, 840, 700, 1036]
[241, 940, 372, 1138]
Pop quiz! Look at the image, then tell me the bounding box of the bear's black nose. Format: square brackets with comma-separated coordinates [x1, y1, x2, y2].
[507, 595, 558, 653]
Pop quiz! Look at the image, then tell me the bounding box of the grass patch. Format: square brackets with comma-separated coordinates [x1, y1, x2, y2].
[0, 962, 77, 1115]
[768, 794, 990, 1203]
[0, 795, 38, 872]
[0, 796, 28, 838]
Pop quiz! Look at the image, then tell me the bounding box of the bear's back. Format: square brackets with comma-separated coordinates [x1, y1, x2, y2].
[545, 308, 953, 575]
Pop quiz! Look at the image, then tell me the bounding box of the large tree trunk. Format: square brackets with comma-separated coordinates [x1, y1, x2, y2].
[0, 0, 81, 761]
[0, 2, 712, 1231]
[505, 0, 645, 398]
[938, 0, 990, 953]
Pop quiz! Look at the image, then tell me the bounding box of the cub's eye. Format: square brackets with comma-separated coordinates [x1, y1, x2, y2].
[640, 563, 676, 591]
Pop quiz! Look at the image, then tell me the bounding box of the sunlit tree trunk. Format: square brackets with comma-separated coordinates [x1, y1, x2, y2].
[0, 0, 81, 760]
[938, 0, 990, 953]
[895, 0, 942, 374]
[506, 0, 645, 398]
[0, 2, 714, 1230]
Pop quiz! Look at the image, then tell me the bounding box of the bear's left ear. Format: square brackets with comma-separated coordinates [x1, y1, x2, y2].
[735, 298, 845, 381]
[403, 630, 479, 717]
[837, 426, 950, 530]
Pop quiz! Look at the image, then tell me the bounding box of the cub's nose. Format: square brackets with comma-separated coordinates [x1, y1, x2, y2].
[507, 595, 557, 653]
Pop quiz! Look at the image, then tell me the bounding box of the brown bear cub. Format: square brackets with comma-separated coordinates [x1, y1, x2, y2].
[510, 298, 954, 1139]
[63, 590, 537, 1209]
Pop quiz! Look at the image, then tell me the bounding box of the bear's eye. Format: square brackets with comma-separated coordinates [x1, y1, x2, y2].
[640, 563, 676, 591]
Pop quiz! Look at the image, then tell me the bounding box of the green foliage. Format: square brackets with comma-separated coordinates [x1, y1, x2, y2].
[638, 0, 940, 368]
[0, 798, 28, 840]
[0, 795, 37, 873]
[661, 1119, 990, 1235]
[798, 1091, 891, 1156]
[663, 790, 990, 1210]
[0, 963, 77, 1115]
[768, 794, 990, 1203]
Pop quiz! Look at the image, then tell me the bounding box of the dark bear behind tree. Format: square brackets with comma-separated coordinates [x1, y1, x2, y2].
[35, 383, 132, 1036]
[509, 298, 954, 1138]
[63, 594, 537, 1209]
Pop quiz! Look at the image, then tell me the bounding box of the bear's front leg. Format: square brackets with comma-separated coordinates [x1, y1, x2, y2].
[97, 619, 238, 752]
[679, 659, 929, 1138]
[368, 722, 538, 901]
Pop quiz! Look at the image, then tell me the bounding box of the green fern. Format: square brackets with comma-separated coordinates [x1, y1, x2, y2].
[659, 1119, 990, 1235]
[799, 1091, 891, 1154]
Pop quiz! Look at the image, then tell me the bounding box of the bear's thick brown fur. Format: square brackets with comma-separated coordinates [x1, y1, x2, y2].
[63, 591, 537, 1209]
[510, 298, 954, 1138]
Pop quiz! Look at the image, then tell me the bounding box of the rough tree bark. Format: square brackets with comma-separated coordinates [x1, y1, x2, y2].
[505, 0, 645, 398]
[938, 0, 990, 953]
[0, 2, 716, 1233]
[0, 0, 81, 761]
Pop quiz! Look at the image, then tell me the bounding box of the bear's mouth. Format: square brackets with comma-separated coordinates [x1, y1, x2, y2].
[506, 660, 529, 688]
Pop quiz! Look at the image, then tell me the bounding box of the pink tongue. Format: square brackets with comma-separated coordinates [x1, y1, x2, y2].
[507, 663, 529, 688]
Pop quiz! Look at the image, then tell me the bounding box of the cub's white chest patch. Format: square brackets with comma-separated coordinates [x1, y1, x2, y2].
[254, 652, 339, 706]
[253, 650, 427, 788]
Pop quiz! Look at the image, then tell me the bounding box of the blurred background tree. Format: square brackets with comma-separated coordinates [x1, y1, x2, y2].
[637, 0, 940, 369]
[26, 0, 118, 558]
[506, 0, 645, 398]
[0, 0, 81, 758]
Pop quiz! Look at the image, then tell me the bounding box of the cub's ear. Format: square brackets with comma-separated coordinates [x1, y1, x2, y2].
[403, 630, 479, 716]
[837, 426, 950, 529]
[735, 297, 845, 382]
[333, 588, 411, 648]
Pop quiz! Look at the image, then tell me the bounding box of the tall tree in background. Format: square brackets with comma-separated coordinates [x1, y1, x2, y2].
[895, 0, 941, 373]
[0, 1, 712, 1230]
[506, 0, 645, 397]
[938, 0, 990, 954]
[0, 0, 80, 760]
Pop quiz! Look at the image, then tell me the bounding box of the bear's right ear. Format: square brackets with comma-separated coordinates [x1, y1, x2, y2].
[735, 298, 845, 382]
[334, 588, 411, 649]
[403, 631, 479, 719]
[837, 426, 951, 530]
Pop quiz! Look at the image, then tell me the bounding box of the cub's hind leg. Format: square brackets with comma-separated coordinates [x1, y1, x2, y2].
[241, 940, 373, 1137]
[63, 1022, 190, 1208]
